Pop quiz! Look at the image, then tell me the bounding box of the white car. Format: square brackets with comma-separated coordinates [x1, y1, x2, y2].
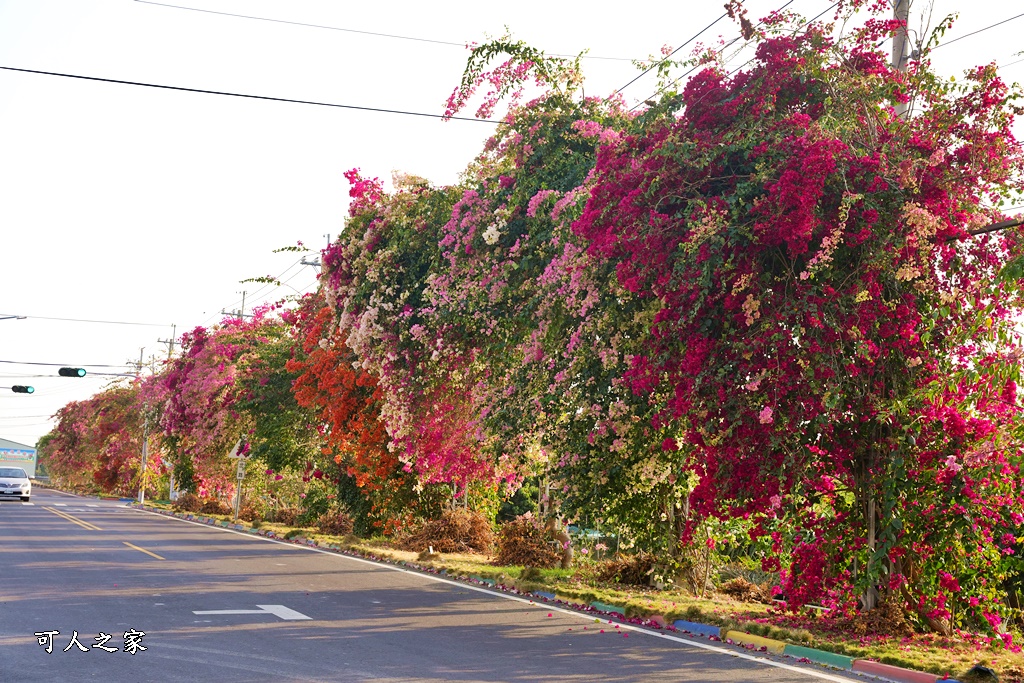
[0, 466, 31, 501]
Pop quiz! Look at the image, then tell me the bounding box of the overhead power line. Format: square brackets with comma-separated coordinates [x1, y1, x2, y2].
[241, 257, 305, 304]
[134, 0, 636, 62]
[198, 257, 308, 327]
[931, 11, 1024, 50]
[0, 360, 132, 369]
[0, 314, 168, 327]
[726, 2, 838, 78]
[0, 66, 501, 123]
[616, 12, 729, 94]
[631, 0, 801, 112]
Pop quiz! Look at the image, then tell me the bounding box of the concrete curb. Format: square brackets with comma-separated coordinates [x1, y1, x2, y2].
[782, 644, 854, 670]
[134, 504, 964, 683]
[724, 630, 787, 654]
[648, 614, 668, 628]
[851, 660, 944, 683]
[590, 601, 625, 615]
[672, 619, 722, 639]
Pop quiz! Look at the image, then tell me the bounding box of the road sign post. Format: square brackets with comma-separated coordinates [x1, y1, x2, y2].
[233, 456, 246, 522]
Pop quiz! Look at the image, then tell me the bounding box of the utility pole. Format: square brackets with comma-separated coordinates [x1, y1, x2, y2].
[220, 291, 253, 320]
[892, 0, 911, 117]
[860, 3, 914, 611]
[158, 324, 177, 360]
[155, 325, 176, 502]
[139, 414, 149, 506]
[130, 347, 145, 377]
[135, 347, 150, 506]
[300, 234, 330, 269]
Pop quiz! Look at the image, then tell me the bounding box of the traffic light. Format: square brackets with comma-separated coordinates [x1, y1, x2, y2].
[11, 385, 34, 394]
[58, 367, 87, 377]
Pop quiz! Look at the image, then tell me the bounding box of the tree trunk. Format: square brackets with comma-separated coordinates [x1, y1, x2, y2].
[864, 494, 879, 610]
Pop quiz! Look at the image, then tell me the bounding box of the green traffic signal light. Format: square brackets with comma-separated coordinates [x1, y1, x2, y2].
[11, 385, 34, 394]
[58, 367, 87, 377]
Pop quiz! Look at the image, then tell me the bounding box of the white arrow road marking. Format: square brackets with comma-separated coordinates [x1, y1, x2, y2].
[192, 605, 311, 621]
[257, 605, 312, 620]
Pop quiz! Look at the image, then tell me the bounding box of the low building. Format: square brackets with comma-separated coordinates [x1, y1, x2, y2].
[0, 437, 37, 478]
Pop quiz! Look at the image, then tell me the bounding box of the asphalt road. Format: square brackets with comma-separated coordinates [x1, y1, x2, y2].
[0, 489, 873, 683]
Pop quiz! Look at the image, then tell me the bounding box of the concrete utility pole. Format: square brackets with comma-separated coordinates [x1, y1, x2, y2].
[139, 415, 149, 506]
[860, 1, 914, 613]
[221, 292, 253, 320]
[892, 0, 911, 117]
[158, 324, 177, 360]
[300, 234, 331, 269]
[135, 348, 150, 506]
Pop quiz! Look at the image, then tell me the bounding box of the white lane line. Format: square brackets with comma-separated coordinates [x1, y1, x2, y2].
[87, 504, 99, 507]
[53, 503, 67, 507]
[141, 509, 857, 682]
[21, 502, 35, 506]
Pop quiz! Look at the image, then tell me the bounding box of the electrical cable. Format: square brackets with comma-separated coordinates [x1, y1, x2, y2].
[0, 360, 132, 368]
[0, 66, 501, 123]
[0, 314, 169, 327]
[630, 0, 800, 112]
[720, 0, 839, 80]
[930, 11, 1024, 50]
[247, 269, 316, 309]
[616, 12, 729, 94]
[241, 257, 305, 302]
[133, 0, 636, 62]
[197, 256, 306, 327]
[727, 2, 838, 77]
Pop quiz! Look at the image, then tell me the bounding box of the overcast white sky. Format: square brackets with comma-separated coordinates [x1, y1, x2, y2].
[0, 0, 1021, 446]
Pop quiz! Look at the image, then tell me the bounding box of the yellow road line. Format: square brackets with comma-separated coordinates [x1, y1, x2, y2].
[123, 542, 165, 560]
[44, 506, 102, 531]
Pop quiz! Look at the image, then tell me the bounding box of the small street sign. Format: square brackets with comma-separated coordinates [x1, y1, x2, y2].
[227, 440, 244, 459]
[236, 460, 246, 480]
